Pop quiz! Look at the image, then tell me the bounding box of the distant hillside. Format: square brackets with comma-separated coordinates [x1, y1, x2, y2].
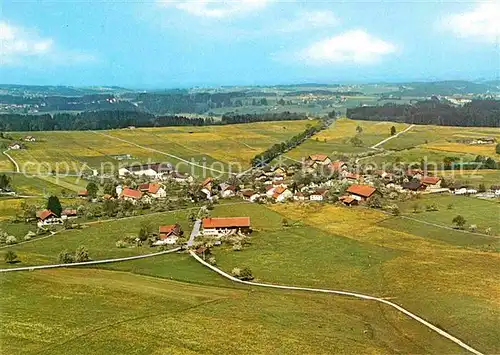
[390, 81, 497, 97]
[0, 84, 133, 97]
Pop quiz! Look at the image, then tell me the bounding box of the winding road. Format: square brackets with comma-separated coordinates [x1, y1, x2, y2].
[2, 149, 20, 173]
[189, 250, 484, 355]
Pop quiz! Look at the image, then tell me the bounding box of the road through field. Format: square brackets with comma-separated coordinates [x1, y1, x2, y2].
[371, 124, 415, 149]
[93, 131, 233, 175]
[0, 247, 181, 272]
[189, 250, 484, 355]
[2, 150, 20, 173]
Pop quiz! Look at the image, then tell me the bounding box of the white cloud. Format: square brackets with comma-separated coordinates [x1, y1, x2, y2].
[441, 2, 500, 43]
[276, 10, 339, 33]
[296, 30, 396, 65]
[0, 21, 96, 66]
[159, 0, 271, 19]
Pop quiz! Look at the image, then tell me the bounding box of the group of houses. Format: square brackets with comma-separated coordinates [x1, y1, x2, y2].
[118, 163, 193, 183]
[7, 136, 36, 150]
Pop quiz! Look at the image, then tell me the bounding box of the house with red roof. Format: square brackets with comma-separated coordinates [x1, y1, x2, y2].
[269, 185, 293, 202]
[241, 189, 259, 202]
[61, 209, 78, 219]
[154, 223, 183, 245]
[138, 183, 166, 198]
[119, 188, 143, 203]
[421, 176, 442, 190]
[36, 210, 62, 226]
[329, 160, 347, 173]
[77, 190, 88, 198]
[202, 217, 251, 237]
[346, 184, 380, 202]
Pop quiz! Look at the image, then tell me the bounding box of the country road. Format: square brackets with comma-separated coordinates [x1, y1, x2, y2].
[0, 247, 181, 273]
[2, 149, 20, 173]
[371, 124, 415, 150]
[189, 250, 484, 355]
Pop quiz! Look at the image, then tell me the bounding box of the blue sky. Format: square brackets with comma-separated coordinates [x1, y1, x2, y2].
[1, 0, 499, 87]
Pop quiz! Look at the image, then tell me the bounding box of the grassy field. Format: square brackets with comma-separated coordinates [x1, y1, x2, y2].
[0, 268, 464, 355]
[396, 194, 500, 235]
[286, 118, 410, 159]
[3, 173, 89, 196]
[204, 203, 500, 353]
[442, 169, 500, 188]
[7, 120, 311, 176]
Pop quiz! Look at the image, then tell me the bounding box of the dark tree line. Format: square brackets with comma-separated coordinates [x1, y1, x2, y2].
[347, 100, 500, 127]
[0, 110, 307, 132]
[251, 119, 330, 166]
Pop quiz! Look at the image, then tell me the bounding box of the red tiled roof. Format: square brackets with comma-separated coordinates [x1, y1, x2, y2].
[309, 154, 329, 162]
[121, 188, 143, 199]
[202, 177, 213, 187]
[159, 224, 177, 236]
[202, 217, 250, 229]
[37, 209, 56, 221]
[330, 160, 346, 171]
[345, 172, 360, 180]
[311, 189, 328, 196]
[78, 190, 88, 196]
[242, 190, 255, 197]
[273, 186, 287, 195]
[421, 176, 441, 185]
[62, 209, 77, 216]
[346, 184, 377, 198]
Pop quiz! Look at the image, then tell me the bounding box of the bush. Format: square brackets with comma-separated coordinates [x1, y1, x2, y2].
[5, 236, 18, 245]
[232, 243, 242, 251]
[24, 231, 36, 241]
[4, 250, 18, 264]
[208, 257, 217, 265]
[239, 267, 254, 281]
[74, 246, 90, 262]
[116, 240, 127, 248]
[58, 250, 74, 264]
[231, 268, 241, 277]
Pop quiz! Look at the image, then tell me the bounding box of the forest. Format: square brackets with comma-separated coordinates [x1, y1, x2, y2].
[0, 110, 307, 131]
[347, 100, 500, 127]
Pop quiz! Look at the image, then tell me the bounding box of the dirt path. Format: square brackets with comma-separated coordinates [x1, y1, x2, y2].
[2, 150, 20, 173]
[371, 124, 415, 150]
[190, 250, 484, 355]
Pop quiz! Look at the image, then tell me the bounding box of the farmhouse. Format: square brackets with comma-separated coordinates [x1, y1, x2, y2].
[346, 184, 380, 201]
[139, 183, 166, 198]
[421, 176, 442, 190]
[155, 223, 183, 245]
[202, 177, 214, 191]
[61, 209, 78, 219]
[23, 135, 36, 142]
[36, 210, 62, 226]
[171, 171, 193, 183]
[470, 137, 496, 145]
[202, 217, 251, 237]
[77, 190, 88, 198]
[329, 160, 347, 173]
[118, 163, 173, 179]
[339, 196, 359, 206]
[402, 180, 425, 191]
[241, 189, 259, 202]
[119, 188, 143, 202]
[219, 183, 236, 198]
[307, 154, 332, 168]
[8, 142, 23, 150]
[271, 186, 293, 202]
[294, 191, 306, 201]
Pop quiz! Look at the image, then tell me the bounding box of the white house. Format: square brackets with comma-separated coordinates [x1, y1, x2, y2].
[202, 217, 251, 237]
[241, 190, 259, 202]
[220, 183, 236, 198]
[139, 183, 167, 199]
[8, 143, 22, 150]
[309, 189, 327, 201]
[37, 210, 62, 226]
[119, 163, 173, 179]
[272, 186, 293, 202]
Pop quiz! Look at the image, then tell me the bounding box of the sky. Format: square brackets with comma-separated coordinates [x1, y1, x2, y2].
[0, 0, 499, 87]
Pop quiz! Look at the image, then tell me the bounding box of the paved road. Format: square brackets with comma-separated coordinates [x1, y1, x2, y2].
[188, 219, 201, 247]
[0, 247, 181, 273]
[190, 250, 484, 355]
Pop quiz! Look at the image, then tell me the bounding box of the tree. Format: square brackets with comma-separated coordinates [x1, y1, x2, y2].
[74, 246, 90, 262]
[282, 218, 289, 227]
[4, 250, 18, 264]
[496, 143, 500, 155]
[138, 222, 153, 241]
[239, 267, 254, 281]
[47, 195, 62, 217]
[0, 174, 11, 190]
[452, 215, 466, 229]
[367, 195, 382, 209]
[103, 182, 116, 197]
[390, 126, 397, 136]
[86, 182, 99, 199]
[350, 136, 363, 147]
[356, 125, 363, 134]
[478, 183, 486, 192]
[58, 250, 75, 264]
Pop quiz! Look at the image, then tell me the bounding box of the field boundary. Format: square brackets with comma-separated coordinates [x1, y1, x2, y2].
[0, 247, 181, 272]
[189, 250, 484, 355]
[371, 124, 415, 150]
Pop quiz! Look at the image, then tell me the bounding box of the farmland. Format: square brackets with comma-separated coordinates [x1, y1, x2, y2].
[0, 268, 463, 355]
[4, 120, 312, 176]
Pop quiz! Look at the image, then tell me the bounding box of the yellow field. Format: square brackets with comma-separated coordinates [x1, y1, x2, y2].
[425, 142, 499, 158]
[7, 120, 312, 174]
[315, 118, 410, 141]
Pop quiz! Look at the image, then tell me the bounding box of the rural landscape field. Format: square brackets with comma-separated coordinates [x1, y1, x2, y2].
[2, 1, 500, 354]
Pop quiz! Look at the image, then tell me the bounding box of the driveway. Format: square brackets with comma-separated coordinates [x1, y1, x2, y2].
[188, 219, 201, 247]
